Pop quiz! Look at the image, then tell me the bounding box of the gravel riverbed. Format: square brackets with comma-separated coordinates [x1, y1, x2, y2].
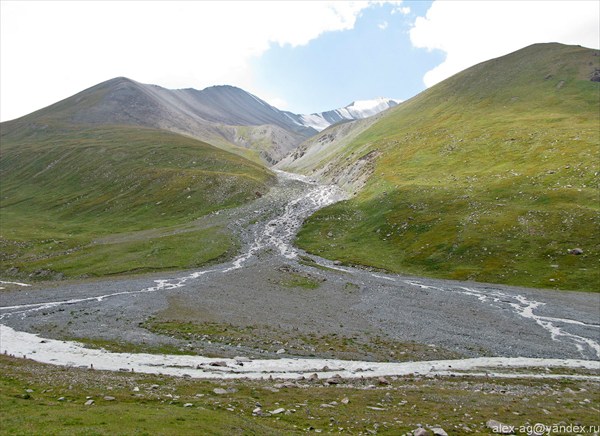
[1, 171, 599, 373]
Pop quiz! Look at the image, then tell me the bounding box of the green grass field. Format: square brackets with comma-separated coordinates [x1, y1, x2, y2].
[1, 355, 598, 435]
[296, 43, 600, 292]
[0, 125, 274, 279]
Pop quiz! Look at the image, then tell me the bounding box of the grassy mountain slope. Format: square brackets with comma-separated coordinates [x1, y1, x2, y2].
[2, 77, 308, 165]
[0, 125, 274, 279]
[294, 43, 599, 292]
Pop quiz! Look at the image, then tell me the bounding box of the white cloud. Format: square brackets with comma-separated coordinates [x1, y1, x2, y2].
[410, 1, 600, 87]
[0, 1, 388, 121]
[392, 6, 411, 15]
[378, 21, 389, 30]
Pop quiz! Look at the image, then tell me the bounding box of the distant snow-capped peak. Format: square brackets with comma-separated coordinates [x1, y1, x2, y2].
[345, 98, 402, 118]
[296, 98, 401, 132]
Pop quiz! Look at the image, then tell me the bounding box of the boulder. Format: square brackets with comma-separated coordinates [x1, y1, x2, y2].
[486, 419, 514, 434]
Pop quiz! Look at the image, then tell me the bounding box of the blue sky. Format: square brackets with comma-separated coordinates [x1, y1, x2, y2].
[1, 1, 598, 121]
[253, 2, 443, 113]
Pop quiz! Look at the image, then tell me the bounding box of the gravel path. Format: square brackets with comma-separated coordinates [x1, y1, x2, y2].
[1, 171, 599, 374]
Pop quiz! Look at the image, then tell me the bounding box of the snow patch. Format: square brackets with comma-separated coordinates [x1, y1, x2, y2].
[296, 98, 401, 132]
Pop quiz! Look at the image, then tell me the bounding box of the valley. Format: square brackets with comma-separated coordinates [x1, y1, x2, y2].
[0, 42, 598, 434]
[1, 171, 599, 363]
[0, 171, 598, 434]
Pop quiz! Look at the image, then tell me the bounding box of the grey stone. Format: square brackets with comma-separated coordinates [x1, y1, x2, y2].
[486, 419, 515, 434]
[378, 376, 390, 385]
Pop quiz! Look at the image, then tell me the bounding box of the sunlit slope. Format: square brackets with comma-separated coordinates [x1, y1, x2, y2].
[296, 43, 600, 292]
[0, 126, 274, 278]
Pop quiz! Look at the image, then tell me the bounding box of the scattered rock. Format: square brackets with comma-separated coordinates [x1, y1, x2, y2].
[413, 428, 430, 436]
[328, 374, 342, 384]
[57, 397, 65, 401]
[333, 260, 342, 265]
[209, 361, 228, 367]
[270, 407, 285, 415]
[84, 399, 94, 406]
[486, 419, 514, 434]
[252, 407, 263, 416]
[262, 386, 280, 393]
[213, 388, 228, 395]
[183, 403, 193, 408]
[103, 396, 116, 401]
[274, 381, 296, 389]
[430, 427, 448, 436]
[276, 348, 286, 354]
[568, 248, 584, 255]
[234, 356, 251, 363]
[366, 406, 386, 411]
[308, 373, 319, 381]
[377, 376, 390, 385]
[341, 397, 350, 404]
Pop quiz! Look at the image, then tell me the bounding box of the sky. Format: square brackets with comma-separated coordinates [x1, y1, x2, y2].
[1, 1, 598, 121]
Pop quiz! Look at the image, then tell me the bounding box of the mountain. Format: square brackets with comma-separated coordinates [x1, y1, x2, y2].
[2, 77, 400, 164]
[2, 77, 316, 164]
[0, 124, 275, 279]
[282, 43, 600, 292]
[0, 79, 286, 278]
[289, 98, 401, 131]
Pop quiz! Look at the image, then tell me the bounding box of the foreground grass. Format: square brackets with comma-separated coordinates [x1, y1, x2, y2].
[296, 44, 599, 292]
[1, 355, 598, 435]
[0, 126, 274, 280]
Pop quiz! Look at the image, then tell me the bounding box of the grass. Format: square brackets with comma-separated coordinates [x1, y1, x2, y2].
[0, 125, 274, 279]
[295, 43, 600, 292]
[278, 272, 322, 289]
[1, 355, 598, 435]
[142, 319, 461, 361]
[64, 336, 191, 356]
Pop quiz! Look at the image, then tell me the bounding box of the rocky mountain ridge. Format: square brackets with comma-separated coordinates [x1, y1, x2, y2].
[2, 77, 398, 165]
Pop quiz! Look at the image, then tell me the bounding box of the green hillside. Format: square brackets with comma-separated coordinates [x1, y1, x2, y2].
[296, 43, 600, 292]
[0, 125, 274, 279]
